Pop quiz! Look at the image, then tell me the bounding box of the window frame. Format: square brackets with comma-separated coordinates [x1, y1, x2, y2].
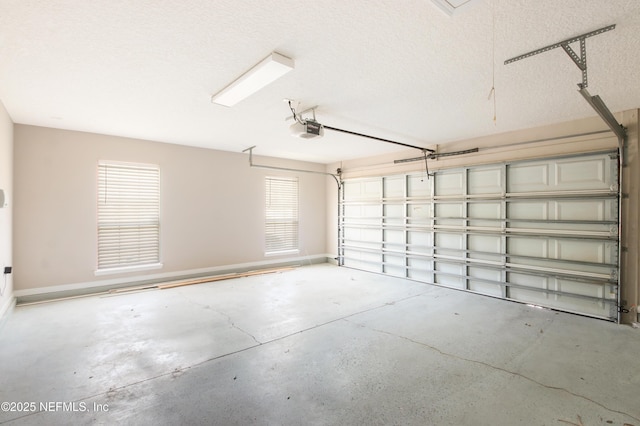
[95, 160, 162, 275]
[264, 176, 300, 256]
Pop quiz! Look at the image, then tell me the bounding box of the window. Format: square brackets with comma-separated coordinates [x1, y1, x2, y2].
[97, 161, 160, 272]
[265, 176, 299, 255]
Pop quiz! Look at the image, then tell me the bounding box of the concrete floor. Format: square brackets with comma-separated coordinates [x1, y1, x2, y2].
[0, 263, 638, 425]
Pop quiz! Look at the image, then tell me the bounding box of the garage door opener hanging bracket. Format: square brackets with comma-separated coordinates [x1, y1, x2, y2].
[504, 24, 626, 141]
[504, 24, 616, 89]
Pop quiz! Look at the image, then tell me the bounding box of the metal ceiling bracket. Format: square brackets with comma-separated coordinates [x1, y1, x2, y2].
[561, 38, 588, 87]
[504, 24, 615, 88]
[285, 105, 319, 122]
[242, 146, 342, 188]
[394, 147, 480, 164]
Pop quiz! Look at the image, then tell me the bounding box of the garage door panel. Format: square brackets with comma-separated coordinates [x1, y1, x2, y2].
[468, 220, 501, 230]
[554, 239, 609, 264]
[468, 202, 501, 219]
[554, 157, 609, 190]
[343, 179, 382, 200]
[407, 175, 430, 197]
[469, 281, 502, 297]
[508, 272, 548, 290]
[469, 234, 501, 253]
[383, 229, 404, 245]
[343, 249, 382, 272]
[435, 233, 463, 250]
[555, 279, 615, 300]
[508, 237, 548, 257]
[343, 228, 381, 248]
[510, 221, 613, 234]
[435, 171, 464, 196]
[468, 234, 503, 262]
[509, 287, 550, 305]
[435, 262, 465, 289]
[548, 297, 611, 319]
[469, 252, 503, 263]
[344, 204, 380, 226]
[508, 259, 612, 277]
[384, 254, 405, 265]
[384, 203, 404, 224]
[384, 176, 405, 198]
[508, 163, 549, 193]
[508, 237, 612, 265]
[408, 258, 431, 268]
[407, 231, 432, 250]
[343, 227, 380, 242]
[435, 203, 463, 217]
[435, 277, 465, 289]
[408, 203, 430, 220]
[508, 201, 547, 220]
[521, 290, 611, 319]
[384, 265, 406, 277]
[408, 258, 432, 281]
[435, 203, 464, 226]
[556, 200, 607, 221]
[469, 266, 501, 281]
[508, 156, 615, 193]
[468, 167, 503, 195]
[340, 152, 620, 321]
[508, 199, 615, 222]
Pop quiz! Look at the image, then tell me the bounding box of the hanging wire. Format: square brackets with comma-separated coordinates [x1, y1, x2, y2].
[0, 273, 7, 296]
[288, 100, 306, 124]
[421, 150, 429, 182]
[420, 149, 438, 181]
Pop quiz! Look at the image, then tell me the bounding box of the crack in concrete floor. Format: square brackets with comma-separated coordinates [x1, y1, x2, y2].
[215, 308, 263, 345]
[348, 319, 640, 423]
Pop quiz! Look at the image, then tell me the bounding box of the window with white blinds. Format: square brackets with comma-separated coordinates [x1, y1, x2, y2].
[265, 176, 299, 255]
[97, 161, 160, 271]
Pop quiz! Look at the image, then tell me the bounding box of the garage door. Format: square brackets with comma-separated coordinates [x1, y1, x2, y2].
[339, 151, 620, 321]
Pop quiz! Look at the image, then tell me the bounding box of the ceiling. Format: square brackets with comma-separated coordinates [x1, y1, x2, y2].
[1, 0, 639, 164]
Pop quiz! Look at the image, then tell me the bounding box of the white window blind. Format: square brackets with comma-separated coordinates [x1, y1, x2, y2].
[265, 176, 299, 254]
[97, 161, 160, 271]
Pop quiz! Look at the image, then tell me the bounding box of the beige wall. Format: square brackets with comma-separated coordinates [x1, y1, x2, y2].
[0, 100, 13, 319]
[326, 112, 640, 324]
[620, 110, 639, 324]
[13, 125, 327, 294]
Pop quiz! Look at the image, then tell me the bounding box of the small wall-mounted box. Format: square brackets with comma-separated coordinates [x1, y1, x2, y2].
[3, 267, 11, 274]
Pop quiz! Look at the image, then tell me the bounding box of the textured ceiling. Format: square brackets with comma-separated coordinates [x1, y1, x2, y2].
[1, 0, 639, 163]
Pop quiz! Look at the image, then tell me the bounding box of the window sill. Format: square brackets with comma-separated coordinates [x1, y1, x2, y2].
[265, 250, 300, 257]
[95, 263, 163, 276]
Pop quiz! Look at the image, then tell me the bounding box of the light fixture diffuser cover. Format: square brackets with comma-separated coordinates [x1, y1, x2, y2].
[211, 52, 294, 107]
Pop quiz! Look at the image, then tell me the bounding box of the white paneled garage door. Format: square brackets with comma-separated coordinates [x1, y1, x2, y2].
[340, 151, 620, 321]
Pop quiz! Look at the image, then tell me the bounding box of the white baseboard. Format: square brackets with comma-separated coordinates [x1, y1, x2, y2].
[14, 254, 331, 302]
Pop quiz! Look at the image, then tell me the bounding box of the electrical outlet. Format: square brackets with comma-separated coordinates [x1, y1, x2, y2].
[3, 266, 12, 274]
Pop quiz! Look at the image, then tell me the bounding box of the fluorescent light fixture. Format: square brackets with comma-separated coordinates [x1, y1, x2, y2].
[211, 52, 294, 107]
